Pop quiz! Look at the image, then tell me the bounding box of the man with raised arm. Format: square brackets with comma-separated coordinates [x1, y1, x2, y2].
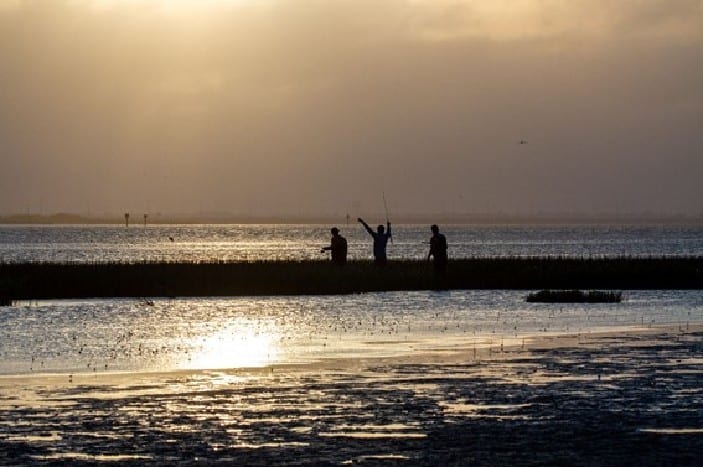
[358, 217, 391, 266]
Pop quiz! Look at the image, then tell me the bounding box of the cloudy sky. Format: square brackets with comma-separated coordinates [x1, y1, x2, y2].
[1, 0, 701, 217]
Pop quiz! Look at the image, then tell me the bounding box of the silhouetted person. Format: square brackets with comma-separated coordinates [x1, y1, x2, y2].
[321, 227, 347, 265]
[428, 224, 448, 272]
[358, 217, 391, 266]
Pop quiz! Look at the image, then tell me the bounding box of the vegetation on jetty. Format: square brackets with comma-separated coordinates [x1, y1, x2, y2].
[526, 290, 622, 303]
[0, 257, 701, 301]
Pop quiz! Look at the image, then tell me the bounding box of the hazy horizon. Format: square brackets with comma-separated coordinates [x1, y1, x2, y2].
[1, 0, 702, 217]
[2, 210, 703, 226]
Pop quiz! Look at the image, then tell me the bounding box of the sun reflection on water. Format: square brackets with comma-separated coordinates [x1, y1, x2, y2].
[183, 324, 280, 370]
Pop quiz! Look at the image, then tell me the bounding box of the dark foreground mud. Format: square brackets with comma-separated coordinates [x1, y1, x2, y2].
[1, 328, 702, 466]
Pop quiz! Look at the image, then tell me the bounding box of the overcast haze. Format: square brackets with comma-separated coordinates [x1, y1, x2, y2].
[1, 0, 702, 218]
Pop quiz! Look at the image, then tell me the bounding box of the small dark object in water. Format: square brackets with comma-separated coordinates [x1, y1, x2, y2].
[526, 290, 622, 303]
[0, 295, 11, 307]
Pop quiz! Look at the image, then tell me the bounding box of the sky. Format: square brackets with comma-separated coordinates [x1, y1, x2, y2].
[0, 0, 702, 218]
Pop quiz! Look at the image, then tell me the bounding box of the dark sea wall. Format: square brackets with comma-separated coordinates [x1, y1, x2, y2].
[1, 258, 702, 300]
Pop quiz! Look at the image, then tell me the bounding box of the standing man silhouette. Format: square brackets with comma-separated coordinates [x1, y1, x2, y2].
[321, 227, 347, 265]
[358, 218, 391, 266]
[428, 224, 448, 272]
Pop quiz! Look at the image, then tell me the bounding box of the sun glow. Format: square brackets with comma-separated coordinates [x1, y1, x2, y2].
[185, 326, 280, 370]
[89, 0, 265, 12]
[155, 0, 260, 7]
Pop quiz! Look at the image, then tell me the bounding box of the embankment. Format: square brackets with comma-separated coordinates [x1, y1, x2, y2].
[1, 257, 702, 300]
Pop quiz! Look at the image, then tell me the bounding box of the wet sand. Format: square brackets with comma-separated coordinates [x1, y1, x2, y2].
[1, 325, 702, 466]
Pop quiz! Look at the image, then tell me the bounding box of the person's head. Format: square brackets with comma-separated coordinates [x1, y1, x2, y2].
[331, 227, 340, 236]
[377, 225, 384, 234]
[431, 224, 439, 234]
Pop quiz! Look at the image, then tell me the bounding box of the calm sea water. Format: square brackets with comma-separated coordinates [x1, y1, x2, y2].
[1, 224, 702, 377]
[2, 290, 702, 376]
[1, 224, 702, 263]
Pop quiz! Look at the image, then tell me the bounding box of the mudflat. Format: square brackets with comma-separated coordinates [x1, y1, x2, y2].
[1, 325, 702, 466]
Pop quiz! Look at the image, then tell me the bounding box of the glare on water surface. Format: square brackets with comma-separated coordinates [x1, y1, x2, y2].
[2, 224, 703, 263]
[0, 290, 702, 376]
[183, 325, 280, 370]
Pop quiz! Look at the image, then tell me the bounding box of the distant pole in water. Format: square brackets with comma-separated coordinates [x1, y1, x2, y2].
[346, 213, 350, 225]
[143, 213, 148, 227]
[124, 213, 129, 228]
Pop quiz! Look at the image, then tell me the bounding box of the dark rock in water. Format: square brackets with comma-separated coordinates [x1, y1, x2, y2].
[526, 290, 622, 303]
[0, 295, 11, 307]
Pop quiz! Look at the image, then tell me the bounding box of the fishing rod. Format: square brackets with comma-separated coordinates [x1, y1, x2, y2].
[382, 191, 392, 243]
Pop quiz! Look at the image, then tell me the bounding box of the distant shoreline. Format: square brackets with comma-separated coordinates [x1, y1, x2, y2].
[2, 213, 703, 226]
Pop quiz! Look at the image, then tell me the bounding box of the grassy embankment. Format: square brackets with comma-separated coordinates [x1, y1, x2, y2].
[1, 257, 702, 301]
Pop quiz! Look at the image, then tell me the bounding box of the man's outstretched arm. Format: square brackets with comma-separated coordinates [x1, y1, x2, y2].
[357, 218, 373, 235]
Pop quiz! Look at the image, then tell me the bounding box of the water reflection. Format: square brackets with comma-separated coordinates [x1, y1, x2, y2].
[0, 290, 701, 376]
[183, 323, 281, 370]
[3, 224, 703, 263]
